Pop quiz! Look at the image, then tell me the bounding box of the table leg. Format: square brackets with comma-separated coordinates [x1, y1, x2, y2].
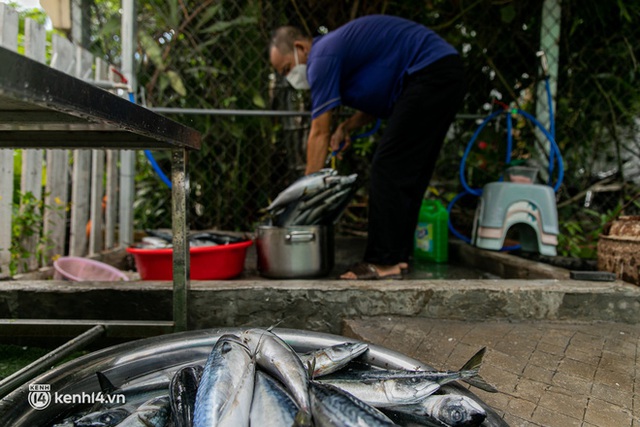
[171, 149, 189, 331]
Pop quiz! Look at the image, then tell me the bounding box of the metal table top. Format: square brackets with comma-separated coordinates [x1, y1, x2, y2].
[0, 45, 201, 150]
[0, 44, 200, 332]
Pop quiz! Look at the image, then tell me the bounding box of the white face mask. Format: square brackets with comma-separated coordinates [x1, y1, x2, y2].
[286, 47, 310, 90]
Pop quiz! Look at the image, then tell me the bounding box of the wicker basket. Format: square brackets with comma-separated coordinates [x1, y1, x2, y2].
[597, 216, 640, 285]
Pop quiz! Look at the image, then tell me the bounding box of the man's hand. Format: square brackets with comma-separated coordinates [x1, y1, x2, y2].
[328, 111, 375, 161]
[330, 123, 351, 160]
[305, 110, 375, 174]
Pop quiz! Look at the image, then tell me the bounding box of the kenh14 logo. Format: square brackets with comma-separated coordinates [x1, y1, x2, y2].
[27, 382, 126, 410]
[28, 384, 51, 410]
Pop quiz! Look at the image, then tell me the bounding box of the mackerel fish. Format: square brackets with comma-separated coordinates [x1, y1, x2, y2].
[331, 347, 497, 393]
[169, 365, 203, 427]
[95, 371, 171, 408]
[389, 394, 487, 427]
[267, 169, 337, 211]
[249, 371, 299, 427]
[193, 334, 256, 427]
[66, 406, 132, 427]
[240, 328, 312, 426]
[299, 342, 369, 377]
[310, 381, 397, 427]
[114, 395, 170, 427]
[316, 376, 440, 408]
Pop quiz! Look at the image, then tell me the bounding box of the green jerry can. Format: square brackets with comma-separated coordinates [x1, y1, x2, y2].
[414, 199, 449, 263]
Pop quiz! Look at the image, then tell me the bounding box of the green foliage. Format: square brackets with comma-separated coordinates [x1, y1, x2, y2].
[557, 209, 610, 259]
[0, 344, 88, 379]
[557, 1, 640, 191]
[12, 150, 22, 205]
[133, 151, 171, 229]
[5, 3, 67, 70]
[2, 188, 68, 276]
[557, 191, 640, 259]
[0, 344, 50, 378]
[6, 192, 62, 276]
[9, 192, 42, 275]
[88, 0, 122, 62]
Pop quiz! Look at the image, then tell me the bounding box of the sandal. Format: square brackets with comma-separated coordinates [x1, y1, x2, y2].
[340, 262, 404, 280]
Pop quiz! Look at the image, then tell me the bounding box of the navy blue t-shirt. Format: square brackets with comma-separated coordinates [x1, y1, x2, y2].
[307, 15, 458, 119]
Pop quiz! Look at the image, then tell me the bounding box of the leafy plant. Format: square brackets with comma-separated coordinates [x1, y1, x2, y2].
[6, 192, 63, 276]
[556, 195, 634, 259]
[557, 210, 605, 259]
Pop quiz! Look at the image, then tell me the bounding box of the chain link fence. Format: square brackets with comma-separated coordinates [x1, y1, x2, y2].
[91, 0, 640, 258]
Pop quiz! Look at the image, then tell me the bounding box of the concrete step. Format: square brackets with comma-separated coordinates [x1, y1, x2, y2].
[1, 236, 638, 343]
[1, 273, 639, 342]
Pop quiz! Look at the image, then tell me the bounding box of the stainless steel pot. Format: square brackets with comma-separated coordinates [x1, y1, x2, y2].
[256, 225, 334, 279]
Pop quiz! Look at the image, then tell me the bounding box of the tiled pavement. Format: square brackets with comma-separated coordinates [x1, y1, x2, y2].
[343, 317, 639, 427]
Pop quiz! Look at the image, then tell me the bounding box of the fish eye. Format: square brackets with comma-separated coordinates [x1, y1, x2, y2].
[221, 342, 233, 354]
[450, 408, 463, 422]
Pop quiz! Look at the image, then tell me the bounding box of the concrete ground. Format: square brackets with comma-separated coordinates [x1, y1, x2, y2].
[343, 317, 639, 427]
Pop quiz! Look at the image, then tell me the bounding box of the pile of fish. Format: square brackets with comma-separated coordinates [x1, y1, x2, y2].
[51, 328, 499, 427]
[136, 230, 249, 249]
[266, 169, 358, 227]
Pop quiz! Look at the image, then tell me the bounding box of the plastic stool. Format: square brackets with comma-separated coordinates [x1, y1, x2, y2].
[472, 182, 558, 256]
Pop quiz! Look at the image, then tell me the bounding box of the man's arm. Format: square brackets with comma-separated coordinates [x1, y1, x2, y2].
[305, 110, 332, 175]
[330, 111, 375, 154]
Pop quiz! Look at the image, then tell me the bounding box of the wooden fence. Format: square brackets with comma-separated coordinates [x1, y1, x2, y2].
[0, 3, 134, 277]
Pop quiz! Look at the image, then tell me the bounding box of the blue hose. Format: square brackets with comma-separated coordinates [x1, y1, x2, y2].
[353, 118, 381, 140]
[517, 109, 564, 192]
[458, 109, 504, 196]
[545, 77, 556, 182]
[143, 150, 172, 188]
[449, 77, 563, 250]
[447, 191, 472, 243]
[506, 111, 513, 167]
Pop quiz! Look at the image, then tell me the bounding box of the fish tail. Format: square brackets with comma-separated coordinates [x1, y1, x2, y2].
[266, 321, 284, 332]
[96, 371, 118, 394]
[293, 409, 313, 427]
[306, 358, 317, 379]
[458, 347, 486, 373]
[464, 376, 499, 393]
[459, 347, 499, 393]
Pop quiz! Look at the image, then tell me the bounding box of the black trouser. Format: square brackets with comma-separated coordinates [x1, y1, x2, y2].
[364, 54, 466, 266]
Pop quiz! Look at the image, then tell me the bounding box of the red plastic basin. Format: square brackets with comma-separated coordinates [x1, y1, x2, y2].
[126, 240, 253, 280]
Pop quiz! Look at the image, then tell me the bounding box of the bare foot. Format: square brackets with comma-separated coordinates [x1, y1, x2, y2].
[340, 262, 404, 280]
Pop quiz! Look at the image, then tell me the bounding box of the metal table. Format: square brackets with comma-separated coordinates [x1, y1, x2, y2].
[0, 45, 201, 331]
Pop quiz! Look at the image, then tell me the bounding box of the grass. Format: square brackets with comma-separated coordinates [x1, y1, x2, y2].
[0, 344, 87, 380]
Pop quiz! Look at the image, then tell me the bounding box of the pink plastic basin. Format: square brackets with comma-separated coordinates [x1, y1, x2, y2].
[53, 257, 129, 282]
